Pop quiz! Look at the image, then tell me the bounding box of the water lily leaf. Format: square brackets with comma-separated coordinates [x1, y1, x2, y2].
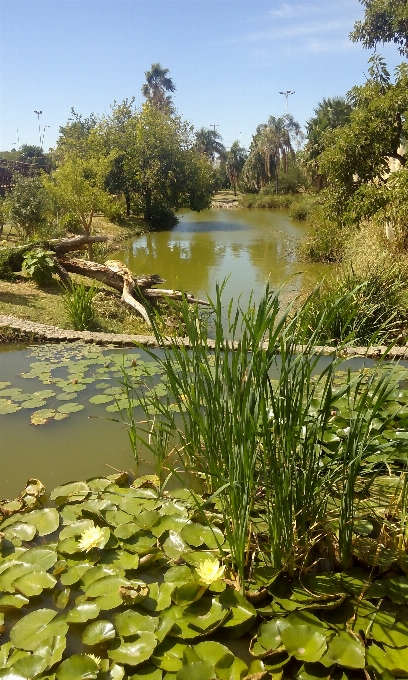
[320, 631, 365, 669]
[24, 508, 59, 536]
[82, 619, 116, 645]
[371, 613, 408, 646]
[385, 575, 408, 603]
[129, 666, 162, 680]
[250, 618, 289, 657]
[57, 403, 84, 414]
[56, 392, 76, 401]
[7, 653, 48, 677]
[176, 661, 215, 680]
[0, 388, 23, 397]
[61, 563, 93, 586]
[296, 662, 331, 679]
[12, 570, 57, 597]
[34, 635, 66, 668]
[89, 394, 115, 404]
[114, 522, 139, 539]
[30, 409, 56, 425]
[0, 401, 22, 414]
[0, 382, 11, 389]
[280, 625, 327, 663]
[104, 509, 134, 527]
[142, 582, 174, 612]
[54, 587, 70, 609]
[135, 510, 161, 530]
[218, 588, 257, 636]
[65, 602, 100, 623]
[0, 594, 29, 610]
[10, 609, 58, 650]
[60, 520, 95, 541]
[50, 481, 90, 504]
[164, 597, 228, 639]
[114, 609, 156, 637]
[151, 639, 188, 672]
[163, 531, 189, 560]
[108, 633, 158, 667]
[3, 521, 36, 542]
[173, 583, 204, 607]
[94, 590, 124, 611]
[164, 566, 193, 584]
[57, 537, 80, 554]
[0, 563, 33, 591]
[56, 654, 99, 680]
[20, 398, 47, 409]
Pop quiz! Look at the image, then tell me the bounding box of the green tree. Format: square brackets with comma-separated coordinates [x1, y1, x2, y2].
[118, 103, 213, 224]
[4, 173, 51, 240]
[225, 142, 247, 196]
[195, 128, 226, 162]
[45, 134, 111, 258]
[102, 99, 137, 217]
[350, 0, 408, 57]
[303, 97, 353, 189]
[141, 63, 176, 112]
[251, 115, 302, 194]
[319, 58, 408, 227]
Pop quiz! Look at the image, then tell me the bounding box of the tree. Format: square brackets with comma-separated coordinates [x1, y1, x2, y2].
[318, 58, 408, 227]
[4, 173, 51, 239]
[141, 63, 176, 112]
[194, 128, 226, 162]
[120, 104, 213, 224]
[226, 142, 247, 196]
[303, 97, 353, 189]
[350, 0, 408, 57]
[102, 99, 137, 217]
[44, 133, 111, 258]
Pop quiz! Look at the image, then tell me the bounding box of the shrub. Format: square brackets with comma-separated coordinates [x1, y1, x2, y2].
[302, 261, 408, 345]
[298, 207, 346, 262]
[59, 212, 83, 234]
[4, 173, 50, 240]
[288, 198, 312, 221]
[21, 248, 57, 286]
[62, 281, 97, 330]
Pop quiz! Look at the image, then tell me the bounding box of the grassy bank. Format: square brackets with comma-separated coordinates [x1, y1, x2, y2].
[239, 191, 316, 221]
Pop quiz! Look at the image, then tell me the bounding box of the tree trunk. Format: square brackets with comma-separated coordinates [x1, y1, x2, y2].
[125, 191, 131, 217]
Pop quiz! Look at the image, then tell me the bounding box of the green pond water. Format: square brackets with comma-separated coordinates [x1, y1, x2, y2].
[0, 208, 331, 499]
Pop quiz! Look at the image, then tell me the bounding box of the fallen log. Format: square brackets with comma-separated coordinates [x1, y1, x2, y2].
[49, 235, 108, 254]
[58, 256, 209, 325]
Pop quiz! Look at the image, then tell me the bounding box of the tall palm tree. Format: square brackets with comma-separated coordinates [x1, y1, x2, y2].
[226, 141, 247, 196]
[257, 115, 302, 194]
[141, 63, 176, 112]
[195, 128, 226, 162]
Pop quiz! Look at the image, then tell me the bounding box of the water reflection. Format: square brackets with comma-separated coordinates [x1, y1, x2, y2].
[114, 208, 329, 311]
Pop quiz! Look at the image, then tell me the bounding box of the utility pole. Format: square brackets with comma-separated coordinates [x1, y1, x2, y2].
[41, 125, 50, 148]
[279, 91, 295, 113]
[34, 110, 43, 147]
[210, 123, 219, 133]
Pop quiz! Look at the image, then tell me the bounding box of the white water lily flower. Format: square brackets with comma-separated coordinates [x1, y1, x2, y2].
[196, 559, 225, 585]
[86, 654, 101, 668]
[78, 524, 106, 552]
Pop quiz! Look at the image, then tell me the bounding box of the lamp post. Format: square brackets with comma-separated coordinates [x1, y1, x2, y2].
[41, 125, 50, 149]
[210, 123, 219, 133]
[279, 91, 295, 113]
[34, 110, 43, 147]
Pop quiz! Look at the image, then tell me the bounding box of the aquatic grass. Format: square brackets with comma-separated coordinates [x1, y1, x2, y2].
[62, 281, 97, 331]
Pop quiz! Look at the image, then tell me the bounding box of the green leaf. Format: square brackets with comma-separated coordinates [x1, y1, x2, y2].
[24, 508, 60, 536]
[85, 575, 130, 598]
[56, 654, 99, 680]
[89, 394, 114, 404]
[10, 609, 59, 650]
[50, 481, 90, 504]
[280, 625, 327, 663]
[30, 408, 56, 425]
[108, 633, 158, 666]
[57, 403, 84, 414]
[3, 521, 36, 542]
[163, 531, 189, 560]
[82, 620, 116, 645]
[0, 401, 21, 414]
[65, 602, 100, 623]
[176, 661, 215, 680]
[0, 593, 29, 609]
[129, 666, 163, 680]
[250, 618, 289, 656]
[114, 609, 156, 637]
[218, 588, 257, 636]
[12, 571, 57, 597]
[151, 639, 188, 672]
[321, 631, 365, 669]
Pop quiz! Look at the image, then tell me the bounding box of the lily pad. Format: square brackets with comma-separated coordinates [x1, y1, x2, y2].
[56, 654, 99, 680]
[280, 624, 327, 663]
[320, 631, 365, 669]
[57, 403, 84, 414]
[82, 619, 117, 645]
[114, 609, 157, 637]
[108, 633, 158, 667]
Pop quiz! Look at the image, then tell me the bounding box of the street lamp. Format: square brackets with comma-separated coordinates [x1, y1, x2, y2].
[34, 110, 42, 146]
[210, 123, 219, 133]
[41, 125, 50, 149]
[279, 91, 295, 113]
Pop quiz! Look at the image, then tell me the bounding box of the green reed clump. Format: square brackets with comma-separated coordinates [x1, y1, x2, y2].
[125, 284, 399, 589]
[62, 281, 97, 331]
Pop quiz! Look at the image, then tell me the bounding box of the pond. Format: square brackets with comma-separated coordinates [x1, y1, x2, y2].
[0, 208, 331, 499]
[112, 208, 329, 313]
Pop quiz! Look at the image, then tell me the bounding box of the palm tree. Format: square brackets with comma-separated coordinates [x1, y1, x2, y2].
[226, 142, 247, 196]
[141, 63, 176, 112]
[195, 128, 226, 162]
[257, 115, 302, 194]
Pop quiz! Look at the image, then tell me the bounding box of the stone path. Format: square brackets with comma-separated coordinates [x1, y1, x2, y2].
[1, 314, 408, 357]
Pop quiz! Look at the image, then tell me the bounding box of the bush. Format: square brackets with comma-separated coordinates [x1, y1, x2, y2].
[21, 248, 57, 286]
[4, 173, 50, 240]
[62, 281, 97, 330]
[298, 207, 346, 262]
[104, 198, 126, 223]
[302, 261, 408, 345]
[59, 212, 83, 235]
[288, 198, 313, 222]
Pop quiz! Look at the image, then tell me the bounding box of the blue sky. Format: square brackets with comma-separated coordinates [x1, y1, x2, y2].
[0, 0, 403, 152]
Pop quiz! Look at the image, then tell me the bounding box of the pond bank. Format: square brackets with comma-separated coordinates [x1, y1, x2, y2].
[2, 313, 408, 358]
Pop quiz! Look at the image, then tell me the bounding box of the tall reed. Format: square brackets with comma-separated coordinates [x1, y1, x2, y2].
[62, 281, 97, 331]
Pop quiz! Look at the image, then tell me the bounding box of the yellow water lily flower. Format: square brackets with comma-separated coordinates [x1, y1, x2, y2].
[86, 654, 101, 668]
[196, 559, 225, 585]
[78, 524, 106, 552]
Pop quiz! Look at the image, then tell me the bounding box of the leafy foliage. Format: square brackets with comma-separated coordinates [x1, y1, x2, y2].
[4, 172, 51, 240]
[62, 282, 98, 331]
[141, 63, 176, 112]
[351, 0, 408, 57]
[22, 248, 57, 286]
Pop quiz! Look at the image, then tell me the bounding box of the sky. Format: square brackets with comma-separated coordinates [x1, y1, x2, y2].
[0, 0, 404, 153]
